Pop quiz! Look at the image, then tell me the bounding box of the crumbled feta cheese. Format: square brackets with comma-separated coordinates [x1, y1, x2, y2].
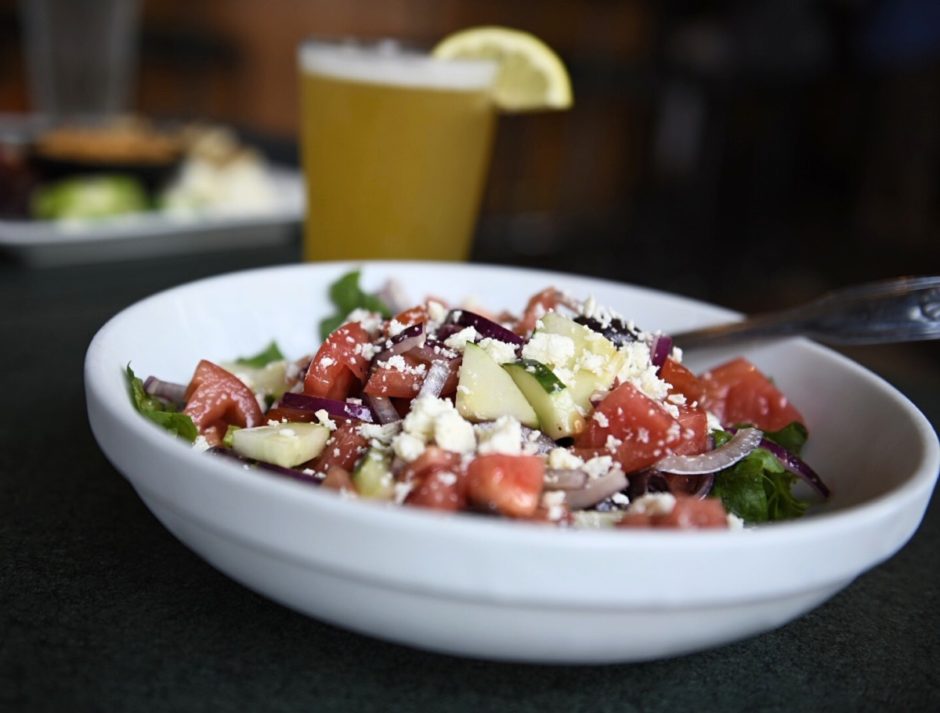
[592, 411, 609, 427]
[399, 396, 475, 454]
[727, 513, 745, 530]
[319, 356, 335, 368]
[604, 434, 623, 450]
[354, 341, 379, 361]
[435, 471, 458, 487]
[402, 397, 454, 440]
[706, 410, 723, 433]
[393, 481, 414, 504]
[522, 332, 575, 368]
[434, 410, 476, 454]
[476, 416, 522, 455]
[443, 326, 479, 352]
[359, 422, 401, 444]
[381, 354, 407, 372]
[541, 490, 567, 521]
[547, 447, 584, 470]
[387, 319, 406, 337]
[614, 339, 672, 404]
[344, 308, 382, 335]
[611, 492, 630, 507]
[426, 300, 448, 325]
[314, 409, 337, 431]
[629, 492, 676, 516]
[666, 393, 687, 405]
[192, 435, 212, 453]
[477, 337, 518, 365]
[580, 294, 623, 329]
[576, 350, 608, 376]
[393, 432, 425, 462]
[582, 455, 615, 479]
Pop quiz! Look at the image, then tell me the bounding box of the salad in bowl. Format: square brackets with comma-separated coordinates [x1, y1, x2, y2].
[129, 270, 830, 530]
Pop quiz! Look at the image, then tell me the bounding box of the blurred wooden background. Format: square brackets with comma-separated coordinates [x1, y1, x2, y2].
[1, 0, 938, 310]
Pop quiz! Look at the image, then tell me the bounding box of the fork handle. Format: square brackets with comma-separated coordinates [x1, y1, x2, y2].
[672, 276, 940, 349]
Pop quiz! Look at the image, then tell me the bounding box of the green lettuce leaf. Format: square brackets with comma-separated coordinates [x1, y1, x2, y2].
[126, 364, 197, 442]
[319, 270, 391, 340]
[235, 341, 285, 368]
[710, 428, 808, 523]
[764, 421, 808, 456]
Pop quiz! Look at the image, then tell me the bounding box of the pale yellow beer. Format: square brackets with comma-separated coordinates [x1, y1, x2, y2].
[299, 41, 498, 261]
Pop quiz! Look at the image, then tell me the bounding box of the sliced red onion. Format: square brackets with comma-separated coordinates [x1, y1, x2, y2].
[520, 425, 555, 455]
[650, 334, 673, 370]
[417, 360, 450, 399]
[433, 323, 463, 342]
[208, 446, 322, 486]
[759, 438, 831, 498]
[407, 341, 459, 365]
[143, 376, 187, 405]
[654, 427, 762, 475]
[636, 470, 716, 499]
[364, 394, 401, 424]
[448, 309, 524, 346]
[565, 470, 629, 510]
[374, 323, 425, 362]
[278, 392, 374, 423]
[544, 469, 588, 490]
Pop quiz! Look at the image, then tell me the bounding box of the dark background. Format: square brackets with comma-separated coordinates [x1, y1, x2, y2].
[1, 0, 938, 308]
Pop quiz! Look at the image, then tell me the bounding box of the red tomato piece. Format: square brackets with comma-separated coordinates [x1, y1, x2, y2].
[321, 466, 356, 494]
[183, 360, 264, 445]
[264, 406, 317, 423]
[304, 322, 372, 400]
[657, 497, 728, 528]
[466, 455, 544, 518]
[660, 358, 706, 406]
[363, 354, 427, 398]
[306, 421, 368, 473]
[406, 468, 465, 511]
[618, 497, 727, 529]
[387, 306, 427, 335]
[575, 382, 686, 474]
[700, 357, 805, 432]
[514, 288, 568, 336]
[673, 405, 708, 456]
[402, 447, 466, 512]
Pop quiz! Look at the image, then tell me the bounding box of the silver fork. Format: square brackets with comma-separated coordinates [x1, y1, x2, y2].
[671, 276, 940, 349]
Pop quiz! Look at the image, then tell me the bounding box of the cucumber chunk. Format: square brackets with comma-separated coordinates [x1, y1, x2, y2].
[221, 360, 290, 397]
[536, 312, 624, 410]
[504, 360, 585, 439]
[232, 422, 330, 468]
[456, 343, 538, 428]
[354, 447, 395, 500]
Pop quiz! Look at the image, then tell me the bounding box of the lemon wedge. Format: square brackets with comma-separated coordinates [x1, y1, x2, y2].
[432, 26, 573, 112]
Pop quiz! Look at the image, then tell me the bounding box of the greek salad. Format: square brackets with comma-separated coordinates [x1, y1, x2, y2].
[128, 271, 830, 529]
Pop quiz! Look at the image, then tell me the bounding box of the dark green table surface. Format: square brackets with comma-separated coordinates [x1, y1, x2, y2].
[2, 241, 938, 713]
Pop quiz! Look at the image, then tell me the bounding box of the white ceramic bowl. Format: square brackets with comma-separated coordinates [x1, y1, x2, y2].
[85, 262, 939, 663]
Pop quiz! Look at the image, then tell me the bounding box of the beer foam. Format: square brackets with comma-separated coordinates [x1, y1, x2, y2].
[299, 40, 497, 91]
